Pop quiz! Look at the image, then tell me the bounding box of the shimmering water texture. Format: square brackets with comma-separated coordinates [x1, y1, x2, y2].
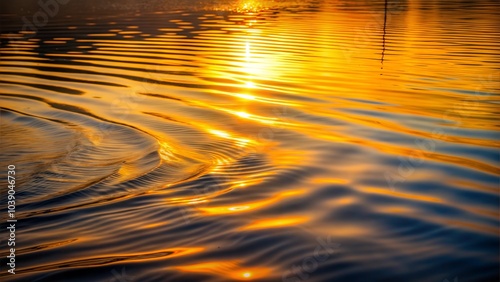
[0, 0, 499, 281]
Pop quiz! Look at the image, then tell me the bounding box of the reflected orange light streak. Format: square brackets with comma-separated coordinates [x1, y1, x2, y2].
[364, 187, 443, 204]
[223, 109, 280, 125]
[311, 177, 350, 185]
[189, 98, 293, 127]
[239, 216, 309, 231]
[175, 260, 271, 281]
[158, 141, 178, 162]
[199, 189, 305, 215]
[207, 129, 253, 147]
[235, 93, 256, 100]
[141, 222, 165, 229]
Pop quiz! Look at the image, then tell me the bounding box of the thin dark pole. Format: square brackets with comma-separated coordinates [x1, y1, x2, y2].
[381, 0, 388, 72]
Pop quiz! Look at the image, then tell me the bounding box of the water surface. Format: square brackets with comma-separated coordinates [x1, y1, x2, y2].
[1, 0, 499, 281]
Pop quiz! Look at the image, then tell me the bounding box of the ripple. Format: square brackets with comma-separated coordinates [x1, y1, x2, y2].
[1, 1, 499, 281]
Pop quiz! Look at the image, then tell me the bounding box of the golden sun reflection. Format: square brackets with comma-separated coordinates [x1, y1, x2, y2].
[235, 93, 256, 100]
[244, 41, 257, 90]
[198, 189, 305, 215]
[243, 272, 252, 278]
[239, 216, 309, 231]
[364, 187, 443, 204]
[245, 81, 255, 88]
[208, 128, 253, 147]
[175, 260, 271, 281]
[245, 41, 250, 59]
[238, 1, 262, 13]
[236, 111, 250, 119]
[209, 129, 230, 138]
[158, 141, 178, 162]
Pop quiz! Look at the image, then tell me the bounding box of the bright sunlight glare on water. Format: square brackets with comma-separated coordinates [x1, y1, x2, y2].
[0, 0, 499, 281]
